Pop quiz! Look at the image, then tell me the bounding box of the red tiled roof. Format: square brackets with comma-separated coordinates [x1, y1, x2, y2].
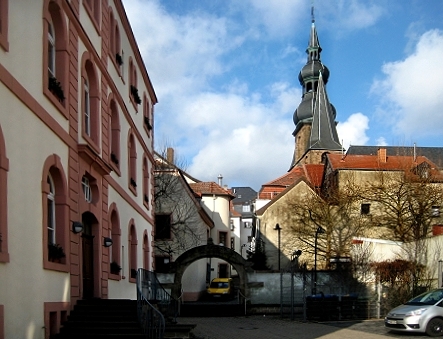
[304, 164, 324, 187]
[258, 164, 324, 200]
[328, 153, 436, 171]
[230, 209, 241, 217]
[189, 182, 235, 198]
[327, 153, 443, 182]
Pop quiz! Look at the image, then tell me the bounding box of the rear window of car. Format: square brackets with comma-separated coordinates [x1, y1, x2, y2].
[210, 282, 229, 288]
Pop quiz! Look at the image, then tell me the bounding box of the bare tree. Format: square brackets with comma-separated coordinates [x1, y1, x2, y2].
[363, 164, 443, 304]
[362, 168, 443, 244]
[282, 175, 371, 269]
[154, 148, 210, 259]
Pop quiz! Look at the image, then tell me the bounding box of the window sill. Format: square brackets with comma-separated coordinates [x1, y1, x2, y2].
[0, 34, 8, 52]
[129, 183, 137, 196]
[143, 123, 152, 138]
[81, 132, 101, 156]
[110, 161, 121, 176]
[44, 260, 69, 273]
[109, 272, 121, 281]
[0, 252, 9, 263]
[44, 86, 68, 119]
[143, 199, 150, 210]
[129, 96, 138, 113]
[109, 53, 123, 77]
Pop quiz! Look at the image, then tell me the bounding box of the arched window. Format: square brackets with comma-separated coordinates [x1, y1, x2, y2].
[109, 11, 115, 55]
[42, 154, 69, 271]
[109, 9, 122, 72]
[83, 0, 100, 33]
[143, 232, 149, 270]
[109, 203, 121, 279]
[84, 78, 90, 136]
[129, 58, 140, 108]
[306, 82, 313, 93]
[81, 54, 100, 151]
[0, 126, 9, 263]
[0, 0, 9, 50]
[143, 155, 149, 208]
[47, 174, 56, 245]
[43, 0, 69, 115]
[143, 93, 153, 135]
[128, 132, 137, 194]
[115, 25, 121, 61]
[48, 22, 55, 79]
[129, 222, 137, 283]
[109, 98, 120, 173]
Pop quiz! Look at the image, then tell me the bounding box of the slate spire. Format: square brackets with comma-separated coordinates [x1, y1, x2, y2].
[309, 71, 342, 150]
[290, 5, 342, 169]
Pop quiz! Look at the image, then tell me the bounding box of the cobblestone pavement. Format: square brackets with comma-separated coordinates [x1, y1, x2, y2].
[178, 316, 429, 339]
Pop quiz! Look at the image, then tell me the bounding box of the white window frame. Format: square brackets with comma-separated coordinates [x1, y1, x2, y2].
[47, 175, 56, 244]
[48, 22, 55, 79]
[82, 176, 92, 203]
[84, 78, 90, 136]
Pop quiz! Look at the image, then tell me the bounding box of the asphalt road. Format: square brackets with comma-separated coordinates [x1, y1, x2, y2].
[178, 316, 430, 339]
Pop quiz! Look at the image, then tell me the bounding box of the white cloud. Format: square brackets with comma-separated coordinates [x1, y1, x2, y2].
[320, 0, 385, 34]
[123, 0, 244, 97]
[188, 122, 293, 190]
[376, 137, 388, 146]
[180, 83, 300, 189]
[337, 113, 370, 149]
[371, 29, 443, 141]
[243, 0, 308, 38]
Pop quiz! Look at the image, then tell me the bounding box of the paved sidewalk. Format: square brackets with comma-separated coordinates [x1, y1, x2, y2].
[178, 316, 399, 339]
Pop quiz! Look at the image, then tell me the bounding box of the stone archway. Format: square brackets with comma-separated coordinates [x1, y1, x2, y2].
[170, 243, 253, 302]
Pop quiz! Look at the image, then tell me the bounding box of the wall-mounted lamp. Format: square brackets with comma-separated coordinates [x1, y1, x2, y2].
[72, 221, 83, 234]
[103, 237, 113, 247]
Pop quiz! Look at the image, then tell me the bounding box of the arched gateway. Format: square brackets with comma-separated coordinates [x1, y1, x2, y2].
[169, 242, 254, 301]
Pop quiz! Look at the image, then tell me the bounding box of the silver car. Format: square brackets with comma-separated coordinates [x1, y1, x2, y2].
[385, 288, 443, 336]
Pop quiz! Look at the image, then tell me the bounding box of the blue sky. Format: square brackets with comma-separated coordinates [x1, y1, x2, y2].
[122, 0, 443, 191]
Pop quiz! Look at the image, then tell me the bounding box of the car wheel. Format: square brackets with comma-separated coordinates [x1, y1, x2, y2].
[426, 318, 443, 337]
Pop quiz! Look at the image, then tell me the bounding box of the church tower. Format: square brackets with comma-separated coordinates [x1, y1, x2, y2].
[290, 7, 342, 170]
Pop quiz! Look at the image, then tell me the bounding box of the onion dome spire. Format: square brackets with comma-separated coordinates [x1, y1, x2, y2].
[289, 5, 342, 169]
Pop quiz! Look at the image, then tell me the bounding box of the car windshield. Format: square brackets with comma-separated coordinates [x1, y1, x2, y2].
[405, 289, 443, 306]
[210, 282, 229, 288]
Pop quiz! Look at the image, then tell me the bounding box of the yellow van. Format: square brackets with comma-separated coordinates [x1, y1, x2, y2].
[206, 278, 233, 298]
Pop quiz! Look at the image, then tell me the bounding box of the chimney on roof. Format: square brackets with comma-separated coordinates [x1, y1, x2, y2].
[167, 148, 174, 164]
[378, 148, 387, 163]
[217, 174, 223, 186]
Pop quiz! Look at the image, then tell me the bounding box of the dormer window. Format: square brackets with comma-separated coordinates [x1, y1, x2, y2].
[361, 203, 370, 215]
[414, 162, 431, 180]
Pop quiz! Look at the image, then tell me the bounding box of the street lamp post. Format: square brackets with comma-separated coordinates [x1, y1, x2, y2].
[313, 226, 325, 295]
[274, 223, 281, 271]
[291, 250, 302, 320]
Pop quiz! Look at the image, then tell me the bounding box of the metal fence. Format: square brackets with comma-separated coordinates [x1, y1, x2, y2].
[277, 270, 381, 321]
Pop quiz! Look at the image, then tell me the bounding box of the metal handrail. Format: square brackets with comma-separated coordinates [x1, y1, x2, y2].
[136, 269, 165, 339]
[136, 269, 179, 334]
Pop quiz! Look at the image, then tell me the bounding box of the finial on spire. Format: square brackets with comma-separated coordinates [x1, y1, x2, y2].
[311, 0, 315, 23]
